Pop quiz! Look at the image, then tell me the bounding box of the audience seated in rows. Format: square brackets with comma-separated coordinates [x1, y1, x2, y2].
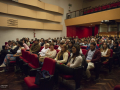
[0, 41, 24, 72]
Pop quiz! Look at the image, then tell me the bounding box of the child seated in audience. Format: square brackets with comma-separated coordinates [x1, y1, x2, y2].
[38, 43, 49, 57]
[55, 44, 68, 64]
[54, 45, 83, 89]
[100, 42, 110, 63]
[0, 41, 24, 72]
[30, 39, 41, 54]
[39, 43, 56, 62]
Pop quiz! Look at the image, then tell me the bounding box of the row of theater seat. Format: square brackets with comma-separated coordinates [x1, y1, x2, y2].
[84, 1, 120, 15]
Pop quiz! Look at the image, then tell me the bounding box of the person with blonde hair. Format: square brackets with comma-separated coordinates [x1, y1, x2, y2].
[55, 44, 68, 64]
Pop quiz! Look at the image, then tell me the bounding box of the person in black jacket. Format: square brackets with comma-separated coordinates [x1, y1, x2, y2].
[111, 41, 120, 66]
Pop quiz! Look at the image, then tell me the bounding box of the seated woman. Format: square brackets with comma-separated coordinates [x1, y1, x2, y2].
[43, 40, 48, 47]
[100, 42, 111, 63]
[0, 41, 24, 72]
[39, 43, 56, 62]
[111, 41, 120, 66]
[58, 42, 64, 50]
[68, 41, 74, 54]
[54, 45, 83, 89]
[11, 41, 17, 50]
[55, 44, 68, 64]
[21, 39, 29, 50]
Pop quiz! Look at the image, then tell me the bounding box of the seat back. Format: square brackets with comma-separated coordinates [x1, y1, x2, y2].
[21, 49, 26, 59]
[82, 49, 87, 55]
[41, 58, 56, 75]
[56, 49, 60, 54]
[29, 44, 32, 48]
[31, 54, 40, 68]
[5, 42, 8, 46]
[54, 45, 59, 49]
[81, 46, 87, 49]
[25, 51, 31, 63]
[110, 49, 113, 57]
[39, 46, 44, 52]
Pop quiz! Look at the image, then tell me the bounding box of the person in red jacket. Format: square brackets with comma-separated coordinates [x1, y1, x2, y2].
[85, 42, 101, 78]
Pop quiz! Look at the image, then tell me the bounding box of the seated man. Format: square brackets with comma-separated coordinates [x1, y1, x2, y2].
[86, 39, 99, 50]
[38, 43, 49, 57]
[39, 43, 56, 62]
[85, 42, 101, 79]
[30, 39, 41, 54]
[83, 40, 88, 46]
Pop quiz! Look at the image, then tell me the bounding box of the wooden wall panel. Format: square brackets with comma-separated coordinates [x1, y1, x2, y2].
[18, 0, 38, 7]
[8, 5, 37, 18]
[45, 3, 58, 13]
[0, 2, 7, 13]
[58, 7, 64, 14]
[36, 22, 44, 29]
[37, 1, 45, 9]
[18, 20, 36, 29]
[0, 16, 7, 27]
[7, 18, 18, 28]
[37, 12, 46, 19]
[54, 16, 62, 22]
[46, 13, 54, 21]
[44, 23, 63, 30]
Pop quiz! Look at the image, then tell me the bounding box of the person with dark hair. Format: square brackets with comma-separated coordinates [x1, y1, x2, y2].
[30, 39, 34, 44]
[54, 45, 83, 89]
[85, 42, 101, 78]
[40, 39, 44, 46]
[111, 41, 120, 66]
[30, 39, 41, 54]
[0, 41, 24, 72]
[100, 42, 111, 63]
[68, 41, 74, 54]
[43, 40, 48, 47]
[83, 40, 88, 46]
[5, 41, 12, 50]
[55, 44, 68, 64]
[21, 39, 29, 50]
[39, 43, 56, 62]
[58, 42, 64, 50]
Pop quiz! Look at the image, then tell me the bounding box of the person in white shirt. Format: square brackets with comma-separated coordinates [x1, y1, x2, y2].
[54, 45, 83, 89]
[39, 43, 57, 62]
[58, 42, 64, 50]
[38, 43, 49, 57]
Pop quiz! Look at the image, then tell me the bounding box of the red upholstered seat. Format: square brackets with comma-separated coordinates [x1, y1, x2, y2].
[24, 77, 39, 88]
[28, 54, 39, 69]
[82, 49, 87, 55]
[81, 46, 87, 49]
[114, 85, 120, 90]
[29, 44, 32, 48]
[110, 49, 113, 57]
[84, 11, 86, 15]
[19, 49, 26, 59]
[60, 75, 73, 79]
[5, 42, 8, 46]
[23, 51, 31, 63]
[10, 61, 16, 63]
[39, 46, 44, 52]
[24, 58, 56, 89]
[56, 49, 60, 54]
[54, 45, 59, 49]
[102, 61, 108, 64]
